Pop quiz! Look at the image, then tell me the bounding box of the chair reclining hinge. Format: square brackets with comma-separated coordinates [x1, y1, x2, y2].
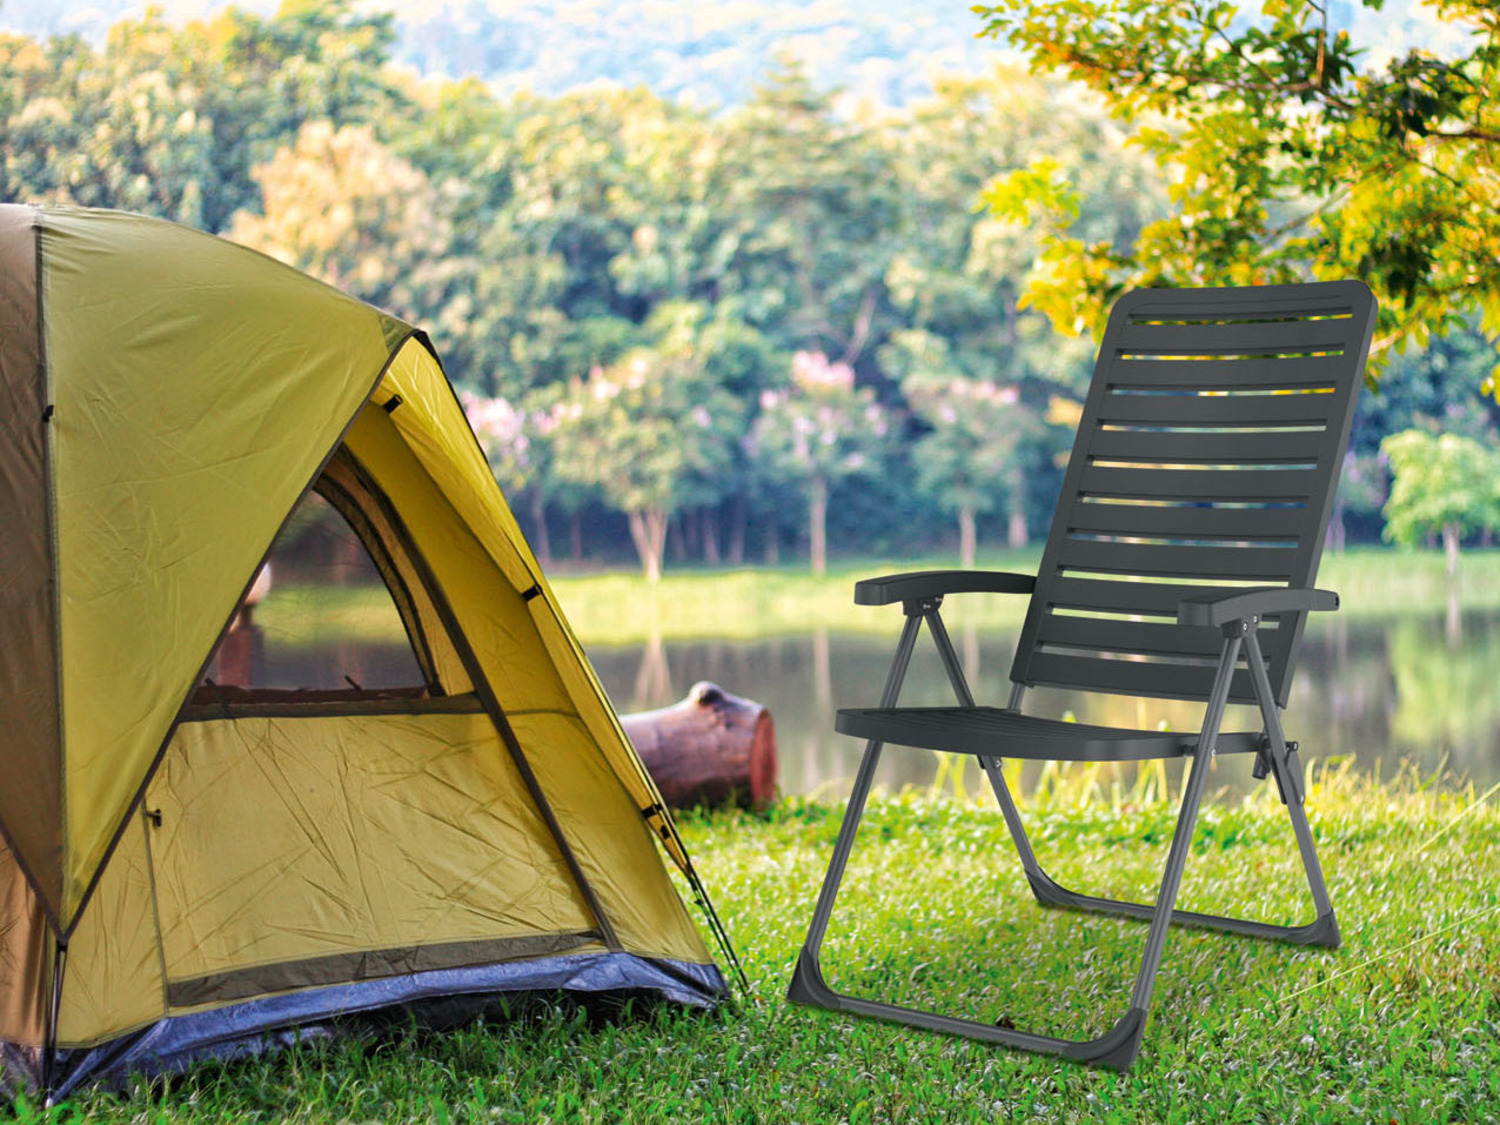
[1252, 735, 1300, 804]
[903, 594, 942, 617]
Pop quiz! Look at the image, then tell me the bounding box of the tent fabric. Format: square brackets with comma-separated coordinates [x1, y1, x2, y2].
[0, 206, 62, 929]
[44, 208, 398, 929]
[0, 204, 727, 1095]
[0, 844, 47, 1048]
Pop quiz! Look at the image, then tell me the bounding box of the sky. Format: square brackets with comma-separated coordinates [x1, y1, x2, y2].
[0, 0, 1472, 64]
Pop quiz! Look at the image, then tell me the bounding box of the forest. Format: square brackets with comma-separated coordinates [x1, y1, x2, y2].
[3, 0, 1497, 579]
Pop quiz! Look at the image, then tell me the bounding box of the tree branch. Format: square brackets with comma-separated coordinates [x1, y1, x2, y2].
[839, 287, 878, 365]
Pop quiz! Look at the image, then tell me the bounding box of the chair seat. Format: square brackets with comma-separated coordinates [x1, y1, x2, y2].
[835, 706, 1263, 762]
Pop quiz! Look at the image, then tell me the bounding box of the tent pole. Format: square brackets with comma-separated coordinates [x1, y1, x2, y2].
[41, 938, 66, 1105]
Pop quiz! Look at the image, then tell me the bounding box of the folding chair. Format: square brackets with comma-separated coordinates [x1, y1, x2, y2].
[787, 281, 1377, 1069]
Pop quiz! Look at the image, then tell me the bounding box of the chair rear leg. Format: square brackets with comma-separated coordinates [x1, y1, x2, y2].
[1017, 780, 1338, 946]
[787, 733, 885, 1010]
[1007, 628, 1339, 949]
[791, 614, 921, 1006]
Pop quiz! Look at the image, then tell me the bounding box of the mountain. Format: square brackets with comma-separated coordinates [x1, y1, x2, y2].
[0, 0, 1473, 108]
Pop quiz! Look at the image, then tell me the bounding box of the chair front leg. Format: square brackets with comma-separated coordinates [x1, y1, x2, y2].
[791, 613, 921, 985]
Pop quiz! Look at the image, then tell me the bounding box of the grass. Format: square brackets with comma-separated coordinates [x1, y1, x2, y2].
[249, 547, 1500, 648]
[548, 546, 1500, 644]
[26, 761, 1500, 1123]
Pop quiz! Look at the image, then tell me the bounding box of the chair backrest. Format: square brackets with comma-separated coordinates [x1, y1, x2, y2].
[1011, 281, 1377, 708]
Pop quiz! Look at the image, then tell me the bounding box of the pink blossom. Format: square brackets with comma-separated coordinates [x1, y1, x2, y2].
[792, 350, 855, 392]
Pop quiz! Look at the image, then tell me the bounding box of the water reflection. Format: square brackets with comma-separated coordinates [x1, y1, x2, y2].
[587, 611, 1500, 798]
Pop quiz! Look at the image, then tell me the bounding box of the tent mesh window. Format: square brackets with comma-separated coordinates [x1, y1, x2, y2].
[192, 476, 440, 706]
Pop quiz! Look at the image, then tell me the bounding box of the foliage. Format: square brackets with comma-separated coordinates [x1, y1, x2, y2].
[975, 0, 1500, 388]
[0, 1, 402, 231]
[228, 121, 463, 339]
[1, 8, 1492, 565]
[461, 391, 537, 497]
[33, 774, 1500, 1122]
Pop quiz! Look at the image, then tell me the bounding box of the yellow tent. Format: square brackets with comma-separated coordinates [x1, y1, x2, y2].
[0, 205, 732, 1097]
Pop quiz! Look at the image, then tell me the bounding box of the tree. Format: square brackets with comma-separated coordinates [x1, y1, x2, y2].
[0, 2, 404, 231]
[748, 351, 894, 576]
[1329, 451, 1387, 553]
[884, 67, 1161, 397]
[228, 121, 466, 346]
[717, 63, 903, 365]
[549, 345, 742, 583]
[974, 0, 1500, 387]
[906, 375, 1046, 567]
[1381, 430, 1500, 579]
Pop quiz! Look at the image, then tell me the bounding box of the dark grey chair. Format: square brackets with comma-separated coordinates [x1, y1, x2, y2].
[787, 280, 1377, 1069]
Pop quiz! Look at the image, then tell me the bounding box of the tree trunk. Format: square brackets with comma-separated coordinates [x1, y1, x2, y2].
[703, 506, 721, 565]
[620, 681, 778, 809]
[809, 475, 828, 577]
[1006, 467, 1028, 548]
[727, 496, 747, 565]
[668, 513, 687, 562]
[570, 509, 584, 562]
[764, 521, 779, 566]
[1326, 495, 1346, 554]
[627, 508, 669, 584]
[958, 505, 977, 570]
[1008, 509, 1028, 550]
[1444, 521, 1461, 582]
[529, 490, 552, 565]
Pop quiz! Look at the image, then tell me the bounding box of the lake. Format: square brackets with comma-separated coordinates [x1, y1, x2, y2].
[235, 577, 1500, 799]
[586, 608, 1500, 799]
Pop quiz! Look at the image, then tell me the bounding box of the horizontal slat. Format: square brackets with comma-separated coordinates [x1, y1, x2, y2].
[833, 707, 1260, 761]
[1118, 319, 1353, 354]
[1088, 428, 1327, 464]
[1067, 500, 1307, 540]
[1128, 299, 1355, 323]
[1098, 390, 1336, 426]
[1046, 576, 1296, 618]
[1057, 539, 1296, 580]
[1080, 465, 1317, 501]
[1035, 614, 1231, 659]
[1025, 652, 1258, 703]
[1105, 356, 1344, 390]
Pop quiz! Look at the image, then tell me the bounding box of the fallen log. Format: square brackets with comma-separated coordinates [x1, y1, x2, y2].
[620, 681, 778, 810]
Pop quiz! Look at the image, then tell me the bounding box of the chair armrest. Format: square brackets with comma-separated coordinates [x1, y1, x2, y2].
[1176, 586, 1339, 628]
[854, 570, 1037, 606]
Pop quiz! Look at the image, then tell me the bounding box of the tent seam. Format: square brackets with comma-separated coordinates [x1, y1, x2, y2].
[335, 445, 626, 954]
[34, 207, 64, 939]
[399, 334, 745, 988]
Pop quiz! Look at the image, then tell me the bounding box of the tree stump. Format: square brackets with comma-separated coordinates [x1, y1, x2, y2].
[620, 681, 778, 810]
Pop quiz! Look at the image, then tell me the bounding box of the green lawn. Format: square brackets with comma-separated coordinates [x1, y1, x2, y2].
[32, 764, 1500, 1123]
[549, 546, 1500, 644]
[250, 547, 1500, 648]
